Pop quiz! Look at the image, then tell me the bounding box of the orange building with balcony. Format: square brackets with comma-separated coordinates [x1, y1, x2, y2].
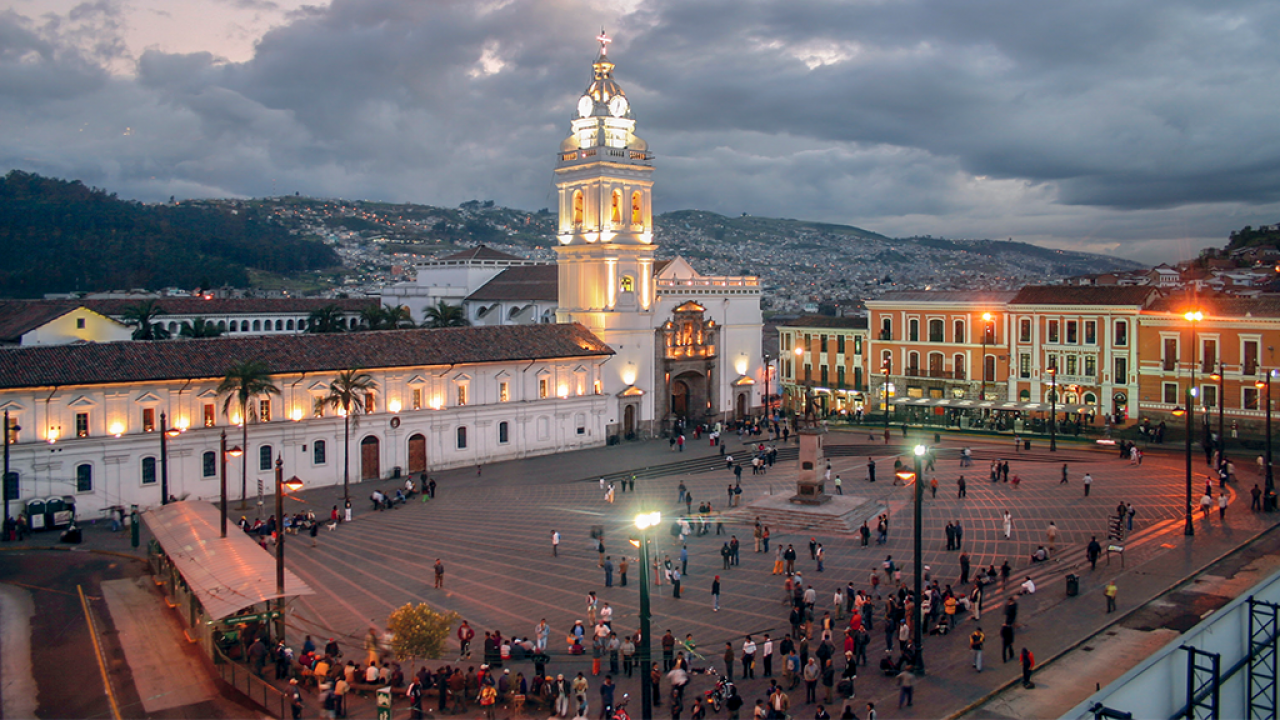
[1138, 295, 1280, 434]
[778, 316, 870, 417]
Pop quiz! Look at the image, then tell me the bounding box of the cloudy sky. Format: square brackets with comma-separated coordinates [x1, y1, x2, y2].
[4, 0, 1279, 264]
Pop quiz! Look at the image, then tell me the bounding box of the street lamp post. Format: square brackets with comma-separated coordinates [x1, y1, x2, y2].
[1209, 364, 1225, 462]
[882, 357, 893, 431]
[159, 412, 177, 505]
[3, 410, 18, 536]
[794, 346, 805, 418]
[1183, 310, 1203, 536]
[220, 431, 243, 538]
[763, 354, 774, 423]
[634, 511, 661, 720]
[1258, 372, 1274, 511]
[981, 313, 993, 401]
[1047, 365, 1057, 452]
[911, 444, 926, 675]
[274, 457, 303, 641]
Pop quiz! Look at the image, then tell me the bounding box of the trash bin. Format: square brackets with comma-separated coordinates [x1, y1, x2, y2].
[1024, 439, 1031, 451]
[1266, 491, 1278, 512]
[392, 466, 402, 479]
[24, 498, 46, 531]
[1066, 574, 1080, 597]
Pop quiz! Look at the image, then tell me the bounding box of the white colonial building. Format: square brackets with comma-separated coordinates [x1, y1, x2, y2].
[0, 324, 613, 518]
[385, 35, 765, 438]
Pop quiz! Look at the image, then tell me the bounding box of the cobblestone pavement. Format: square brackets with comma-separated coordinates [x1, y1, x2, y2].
[255, 427, 1272, 719]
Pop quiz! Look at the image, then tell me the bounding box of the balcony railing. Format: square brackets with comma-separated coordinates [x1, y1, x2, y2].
[903, 368, 967, 380]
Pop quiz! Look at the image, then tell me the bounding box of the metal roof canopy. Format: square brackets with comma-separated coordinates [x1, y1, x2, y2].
[143, 501, 314, 622]
[892, 397, 1100, 413]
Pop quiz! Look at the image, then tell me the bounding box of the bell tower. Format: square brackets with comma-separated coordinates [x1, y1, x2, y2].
[555, 31, 655, 318]
[556, 32, 657, 435]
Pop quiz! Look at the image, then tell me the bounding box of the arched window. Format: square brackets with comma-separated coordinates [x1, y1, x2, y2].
[75, 464, 92, 493]
[456, 426, 468, 449]
[252, 320, 261, 331]
[498, 421, 509, 444]
[631, 191, 643, 225]
[954, 320, 965, 344]
[217, 320, 227, 331]
[953, 354, 965, 379]
[229, 320, 238, 332]
[259, 445, 273, 471]
[202, 451, 216, 477]
[286, 319, 294, 330]
[1019, 389, 1030, 401]
[928, 352, 943, 376]
[611, 188, 622, 224]
[620, 275, 634, 292]
[908, 352, 920, 372]
[275, 319, 283, 331]
[314, 440, 327, 465]
[572, 190, 584, 225]
[141, 457, 157, 485]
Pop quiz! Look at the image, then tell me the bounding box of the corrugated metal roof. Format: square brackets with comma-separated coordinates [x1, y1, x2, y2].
[143, 501, 314, 622]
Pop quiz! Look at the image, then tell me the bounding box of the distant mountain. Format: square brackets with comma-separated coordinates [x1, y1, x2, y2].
[0, 171, 340, 298]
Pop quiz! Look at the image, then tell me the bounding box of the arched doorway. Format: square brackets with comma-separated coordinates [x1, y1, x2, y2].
[360, 436, 381, 480]
[736, 393, 747, 419]
[1112, 392, 1128, 419]
[623, 405, 636, 437]
[672, 380, 690, 419]
[407, 433, 427, 475]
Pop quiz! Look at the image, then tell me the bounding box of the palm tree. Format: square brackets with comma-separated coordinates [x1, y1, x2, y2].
[315, 369, 378, 503]
[422, 300, 470, 328]
[121, 300, 170, 340]
[360, 305, 389, 331]
[217, 361, 281, 507]
[179, 316, 224, 338]
[308, 304, 347, 333]
[385, 304, 416, 329]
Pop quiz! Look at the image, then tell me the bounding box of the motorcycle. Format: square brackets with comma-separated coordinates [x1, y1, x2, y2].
[612, 693, 631, 720]
[704, 676, 735, 712]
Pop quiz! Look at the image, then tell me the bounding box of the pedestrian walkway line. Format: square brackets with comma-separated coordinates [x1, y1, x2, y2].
[78, 584, 122, 720]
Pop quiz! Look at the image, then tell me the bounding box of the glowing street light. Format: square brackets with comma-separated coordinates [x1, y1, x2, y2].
[633, 510, 661, 720]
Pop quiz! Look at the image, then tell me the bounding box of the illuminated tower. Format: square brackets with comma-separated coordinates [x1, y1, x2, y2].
[556, 32, 657, 435]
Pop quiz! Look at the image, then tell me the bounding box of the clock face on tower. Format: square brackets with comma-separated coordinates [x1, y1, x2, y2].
[578, 95, 594, 118]
[608, 95, 629, 117]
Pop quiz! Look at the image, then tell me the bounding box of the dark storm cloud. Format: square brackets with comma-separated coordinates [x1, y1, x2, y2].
[2, 0, 1279, 262]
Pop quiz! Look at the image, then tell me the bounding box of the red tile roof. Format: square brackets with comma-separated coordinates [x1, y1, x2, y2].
[0, 323, 613, 389]
[1009, 286, 1158, 307]
[467, 265, 558, 302]
[0, 301, 82, 342]
[780, 315, 869, 329]
[870, 291, 1019, 304]
[82, 297, 377, 316]
[1147, 294, 1280, 318]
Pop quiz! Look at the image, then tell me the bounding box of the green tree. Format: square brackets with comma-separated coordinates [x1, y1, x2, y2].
[360, 305, 389, 330]
[121, 300, 170, 340]
[385, 304, 416, 329]
[422, 300, 469, 328]
[386, 603, 459, 661]
[308, 304, 347, 333]
[314, 369, 378, 503]
[217, 361, 281, 505]
[178, 316, 224, 338]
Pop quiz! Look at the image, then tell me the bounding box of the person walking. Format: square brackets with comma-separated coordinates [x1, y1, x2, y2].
[834, 475, 843, 495]
[552, 530, 560, 557]
[1201, 491, 1214, 519]
[867, 458, 876, 483]
[1060, 463, 1069, 484]
[680, 545, 689, 575]
[619, 556, 629, 587]
[1105, 580, 1118, 613]
[671, 567, 682, 598]
[1020, 647, 1035, 688]
[930, 476, 938, 498]
[1219, 493, 1229, 520]
[1046, 522, 1058, 555]
[712, 576, 721, 612]
[1083, 473, 1093, 497]
[958, 475, 967, 498]
[1087, 536, 1102, 570]
[1000, 622, 1015, 663]
[969, 627, 985, 673]
[896, 665, 915, 708]
[1002, 510, 1013, 539]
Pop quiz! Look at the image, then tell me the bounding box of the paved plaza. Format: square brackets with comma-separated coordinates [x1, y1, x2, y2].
[268, 427, 1275, 719]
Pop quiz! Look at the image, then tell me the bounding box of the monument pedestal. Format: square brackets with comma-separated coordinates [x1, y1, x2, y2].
[790, 425, 830, 505]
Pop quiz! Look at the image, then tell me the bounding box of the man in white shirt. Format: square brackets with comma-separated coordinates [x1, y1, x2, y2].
[761, 635, 774, 677]
[742, 636, 757, 679]
[1020, 577, 1036, 595]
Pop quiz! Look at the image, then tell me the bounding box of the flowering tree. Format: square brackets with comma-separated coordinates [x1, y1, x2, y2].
[386, 603, 460, 661]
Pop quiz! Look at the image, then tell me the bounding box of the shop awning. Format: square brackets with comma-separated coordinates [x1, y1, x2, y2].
[891, 397, 1101, 413]
[143, 501, 314, 622]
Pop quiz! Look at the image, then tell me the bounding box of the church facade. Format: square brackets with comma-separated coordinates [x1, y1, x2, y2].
[389, 36, 764, 439]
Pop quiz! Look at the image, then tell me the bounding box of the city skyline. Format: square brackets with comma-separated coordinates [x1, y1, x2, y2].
[4, 0, 1279, 265]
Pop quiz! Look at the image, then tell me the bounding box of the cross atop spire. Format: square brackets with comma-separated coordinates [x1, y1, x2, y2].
[597, 29, 612, 55]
